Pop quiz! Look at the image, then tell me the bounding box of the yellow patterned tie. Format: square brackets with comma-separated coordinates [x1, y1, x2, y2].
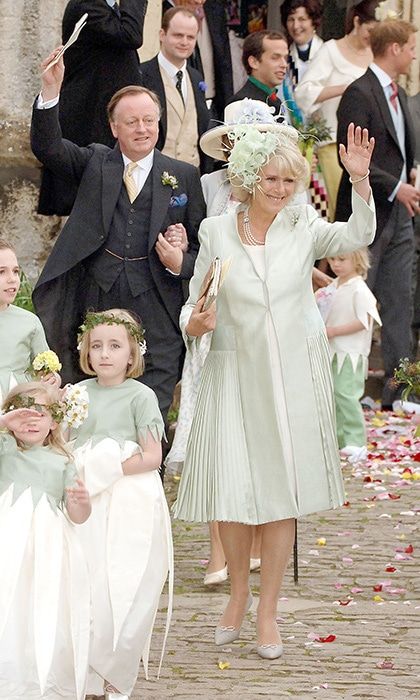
[123, 162, 138, 203]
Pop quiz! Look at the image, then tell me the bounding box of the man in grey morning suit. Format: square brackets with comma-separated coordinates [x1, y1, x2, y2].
[32, 48, 205, 421]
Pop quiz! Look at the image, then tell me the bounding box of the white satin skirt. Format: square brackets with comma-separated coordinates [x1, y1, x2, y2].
[73, 439, 173, 697]
[0, 488, 90, 699]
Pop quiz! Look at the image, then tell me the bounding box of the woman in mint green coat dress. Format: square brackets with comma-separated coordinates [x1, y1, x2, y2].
[174, 121, 376, 659]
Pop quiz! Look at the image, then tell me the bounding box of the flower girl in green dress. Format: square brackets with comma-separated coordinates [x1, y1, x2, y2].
[0, 381, 91, 699]
[70, 309, 173, 700]
[0, 239, 60, 403]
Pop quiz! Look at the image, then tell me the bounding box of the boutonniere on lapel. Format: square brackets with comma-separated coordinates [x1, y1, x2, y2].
[198, 81, 207, 93]
[161, 171, 178, 189]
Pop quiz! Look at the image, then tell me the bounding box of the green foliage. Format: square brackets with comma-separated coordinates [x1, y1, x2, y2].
[393, 358, 420, 400]
[14, 271, 34, 313]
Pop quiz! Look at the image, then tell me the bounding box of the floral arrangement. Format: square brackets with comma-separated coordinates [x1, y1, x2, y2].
[161, 171, 178, 189]
[78, 311, 147, 355]
[297, 115, 332, 166]
[227, 123, 299, 192]
[60, 384, 89, 428]
[198, 80, 207, 93]
[31, 350, 62, 377]
[375, 0, 399, 21]
[3, 384, 89, 428]
[393, 359, 420, 402]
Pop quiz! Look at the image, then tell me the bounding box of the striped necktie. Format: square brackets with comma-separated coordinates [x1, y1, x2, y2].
[123, 162, 138, 203]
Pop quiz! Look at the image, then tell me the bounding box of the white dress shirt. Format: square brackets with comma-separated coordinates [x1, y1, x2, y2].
[122, 151, 154, 193]
[369, 62, 406, 200]
[158, 52, 188, 103]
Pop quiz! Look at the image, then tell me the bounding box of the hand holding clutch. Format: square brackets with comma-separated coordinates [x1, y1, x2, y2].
[199, 257, 231, 311]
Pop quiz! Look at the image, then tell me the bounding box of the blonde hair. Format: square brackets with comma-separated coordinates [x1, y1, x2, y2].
[78, 308, 145, 378]
[2, 382, 71, 458]
[328, 247, 371, 279]
[230, 147, 310, 203]
[350, 247, 371, 279]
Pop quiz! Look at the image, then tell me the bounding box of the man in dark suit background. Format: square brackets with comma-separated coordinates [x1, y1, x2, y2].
[336, 19, 419, 408]
[162, 0, 233, 121]
[140, 7, 210, 173]
[38, 0, 148, 216]
[32, 49, 205, 421]
[227, 30, 288, 117]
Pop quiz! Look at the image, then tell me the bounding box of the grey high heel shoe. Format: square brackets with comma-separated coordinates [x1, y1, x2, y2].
[256, 642, 284, 660]
[214, 592, 253, 646]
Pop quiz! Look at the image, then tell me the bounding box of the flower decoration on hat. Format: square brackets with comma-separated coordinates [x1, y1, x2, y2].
[227, 123, 300, 192]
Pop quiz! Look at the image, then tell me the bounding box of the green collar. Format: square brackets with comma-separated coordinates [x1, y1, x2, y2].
[248, 75, 277, 97]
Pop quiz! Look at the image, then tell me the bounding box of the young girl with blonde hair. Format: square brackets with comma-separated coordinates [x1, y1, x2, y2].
[0, 381, 91, 699]
[71, 308, 173, 700]
[316, 247, 381, 458]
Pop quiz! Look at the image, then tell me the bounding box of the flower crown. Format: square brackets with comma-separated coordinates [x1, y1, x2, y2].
[227, 123, 300, 192]
[78, 311, 147, 354]
[3, 384, 89, 428]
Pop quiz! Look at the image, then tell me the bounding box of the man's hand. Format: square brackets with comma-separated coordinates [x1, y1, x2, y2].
[163, 223, 188, 252]
[312, 267, 333, 289]
[155, 233, 183, 274]
[396, 182, 420, 217]
[40, 48, 65, 101]
[185, 296, 216, 337]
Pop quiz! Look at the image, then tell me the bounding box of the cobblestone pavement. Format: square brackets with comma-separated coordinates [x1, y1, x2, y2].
[132, 411, 420, 700]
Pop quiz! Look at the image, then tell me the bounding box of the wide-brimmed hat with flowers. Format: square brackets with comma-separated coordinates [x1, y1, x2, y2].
[200, 98, 298, 161]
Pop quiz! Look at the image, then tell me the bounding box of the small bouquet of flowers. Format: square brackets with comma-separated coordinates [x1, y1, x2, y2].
[393, 359, 420, 401]
[30, 351, 62, 377]
[393, 359, 420, 437]
[3, 384, 89, 429]
[60, 384, 89, 429]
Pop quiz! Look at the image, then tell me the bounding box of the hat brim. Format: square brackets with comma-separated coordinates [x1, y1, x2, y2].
[199, 123, 285, 161]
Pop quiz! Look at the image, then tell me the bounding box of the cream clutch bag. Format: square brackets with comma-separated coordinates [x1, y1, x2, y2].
[199, 257, 231, 310]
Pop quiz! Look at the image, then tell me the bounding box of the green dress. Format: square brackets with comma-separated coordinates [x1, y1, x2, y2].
[70, 379, 172, 696]
[0, 305, 49, 403]
[174, 190, 376, 524]
[0, 435, 90, 699]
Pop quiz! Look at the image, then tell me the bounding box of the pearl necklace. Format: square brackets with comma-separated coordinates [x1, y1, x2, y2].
[242, 209, 265, 246]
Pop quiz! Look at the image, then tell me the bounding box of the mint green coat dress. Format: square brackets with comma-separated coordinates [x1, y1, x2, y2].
[0, 305, 49, 403]
[174, 191, 376, 524]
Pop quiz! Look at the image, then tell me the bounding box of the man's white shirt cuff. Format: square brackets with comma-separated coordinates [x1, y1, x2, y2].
[36, 94, 59, 109]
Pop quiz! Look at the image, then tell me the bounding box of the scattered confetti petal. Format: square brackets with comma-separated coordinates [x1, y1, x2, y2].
[377, 659, 394, 669]
[218, 661, 231, 670]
